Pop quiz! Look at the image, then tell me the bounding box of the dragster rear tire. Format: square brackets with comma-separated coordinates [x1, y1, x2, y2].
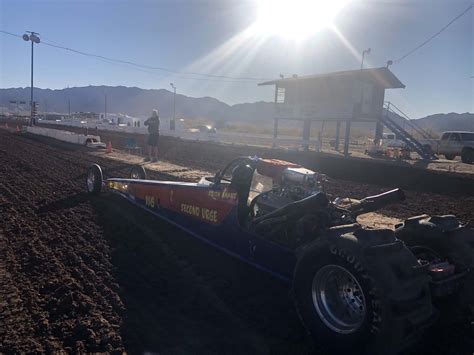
[86, 164, 103, 195]
[130, 165, 147, 179]
[293, 230, 433, 354]
[293, 244, 379, 354]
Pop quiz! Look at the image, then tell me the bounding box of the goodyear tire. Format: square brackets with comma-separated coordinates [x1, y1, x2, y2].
[293, 230, 433, 354]
[461, 148, 473, 164]
[86, 164, 103, 195]
[130, 165, 147, 179]
[294, 248, 378, 353]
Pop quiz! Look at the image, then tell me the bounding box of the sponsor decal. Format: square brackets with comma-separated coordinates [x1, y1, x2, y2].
[181, 203, 218, 223]
[208, 188, 237, 201]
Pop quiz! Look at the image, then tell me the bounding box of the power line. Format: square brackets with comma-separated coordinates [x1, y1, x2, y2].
[393, 4, 473, 64]
[1, 29, 271, 82]
[44, 42, 264, 83]
[0, 30, 23, 39]
[40, 41, 270, 81]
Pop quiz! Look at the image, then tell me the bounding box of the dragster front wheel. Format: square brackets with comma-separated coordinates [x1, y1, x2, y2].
[130, 165, 147, 179]
[86, 164, 103, 195]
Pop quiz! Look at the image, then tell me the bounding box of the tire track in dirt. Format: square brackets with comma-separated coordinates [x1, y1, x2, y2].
[0, 232, 39, 352]
[0, 130, 125, 352]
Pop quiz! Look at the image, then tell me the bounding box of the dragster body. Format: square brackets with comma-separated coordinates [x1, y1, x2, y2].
[106, 174, 297, 280]
[86, 156, 474, 354]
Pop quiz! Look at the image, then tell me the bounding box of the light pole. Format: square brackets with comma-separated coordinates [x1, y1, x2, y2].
[360, 48, 371, 70]
[170, 83, 176, 130]
[104, 94, 107, 122]
[67, 85, 71, 119]
[23, 31, 40, 126]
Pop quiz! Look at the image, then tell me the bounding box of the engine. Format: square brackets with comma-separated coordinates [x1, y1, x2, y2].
[253, 166, 324, 218]
[248, 159, 410, 249]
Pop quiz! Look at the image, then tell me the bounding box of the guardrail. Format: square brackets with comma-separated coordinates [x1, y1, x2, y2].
[40, 119, 323, 151]
[26, 125, 104, 146]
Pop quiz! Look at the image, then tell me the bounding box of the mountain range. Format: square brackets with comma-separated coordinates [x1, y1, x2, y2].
[0, 86, 472, 133]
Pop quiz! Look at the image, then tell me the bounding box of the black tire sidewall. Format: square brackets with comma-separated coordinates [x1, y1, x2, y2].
[87, 165, 102, 195]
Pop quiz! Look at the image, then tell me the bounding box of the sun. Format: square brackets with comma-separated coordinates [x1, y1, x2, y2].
[252, 0, 350, 40]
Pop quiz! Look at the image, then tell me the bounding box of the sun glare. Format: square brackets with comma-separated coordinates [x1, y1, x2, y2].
[253, 0, 350, 39]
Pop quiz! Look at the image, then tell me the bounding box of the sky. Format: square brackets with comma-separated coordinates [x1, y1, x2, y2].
[0, 0, 472, 118]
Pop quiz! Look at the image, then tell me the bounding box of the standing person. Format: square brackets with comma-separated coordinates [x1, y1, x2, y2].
[144, 109, 160, 162]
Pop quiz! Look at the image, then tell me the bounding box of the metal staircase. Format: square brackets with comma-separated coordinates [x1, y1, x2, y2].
[382, 102, 437, 160]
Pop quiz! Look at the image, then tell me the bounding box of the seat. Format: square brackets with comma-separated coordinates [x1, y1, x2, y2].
[124, 137, 142, 155]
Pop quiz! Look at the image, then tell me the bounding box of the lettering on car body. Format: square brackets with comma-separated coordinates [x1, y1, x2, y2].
[145, 195, 155, 208]
[208, 189, 237, 201]
[181, 203, 218, 223]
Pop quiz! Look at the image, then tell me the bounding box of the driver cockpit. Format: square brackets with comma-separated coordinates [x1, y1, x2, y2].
[200, 157, 325, 230]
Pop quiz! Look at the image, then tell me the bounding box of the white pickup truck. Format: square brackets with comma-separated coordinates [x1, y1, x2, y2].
[380, 132, 406, 148]
[367, 131, 474, 163]
[365, 133, 409, 157]
[423, 131, 474, 164]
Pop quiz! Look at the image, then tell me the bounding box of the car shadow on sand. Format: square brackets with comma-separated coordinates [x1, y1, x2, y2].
[36, 192, 92, 214]
[91, 194, 318, 355]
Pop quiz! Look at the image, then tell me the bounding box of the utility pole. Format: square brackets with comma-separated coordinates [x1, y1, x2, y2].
[170, 83, 176, 130]
[104, 94, 107, 122]
[23, 31, 40, 126]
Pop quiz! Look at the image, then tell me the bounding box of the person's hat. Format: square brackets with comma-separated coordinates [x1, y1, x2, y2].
[152, 109, 159, 117]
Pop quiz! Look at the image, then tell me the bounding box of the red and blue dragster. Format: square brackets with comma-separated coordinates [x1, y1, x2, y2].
[86, 156, 474, 354]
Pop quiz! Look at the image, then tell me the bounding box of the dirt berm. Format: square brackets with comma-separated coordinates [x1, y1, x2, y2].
[39, 123, 474, 197]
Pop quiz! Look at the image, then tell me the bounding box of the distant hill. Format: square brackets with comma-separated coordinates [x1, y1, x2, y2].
[415, 113, 474, 133]
[0, 86, 272, 122]
[0, 86, 472, 133]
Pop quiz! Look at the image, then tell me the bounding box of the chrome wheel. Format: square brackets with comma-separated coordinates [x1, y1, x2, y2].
[87, 169, 96, 192]
[312, 264, 366, 334]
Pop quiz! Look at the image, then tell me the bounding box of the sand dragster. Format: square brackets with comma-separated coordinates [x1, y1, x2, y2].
[86, 156, 474, 354]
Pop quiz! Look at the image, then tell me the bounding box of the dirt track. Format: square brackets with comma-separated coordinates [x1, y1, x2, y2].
[0, 129, 473, 353]
[0, 130, 311, 353]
